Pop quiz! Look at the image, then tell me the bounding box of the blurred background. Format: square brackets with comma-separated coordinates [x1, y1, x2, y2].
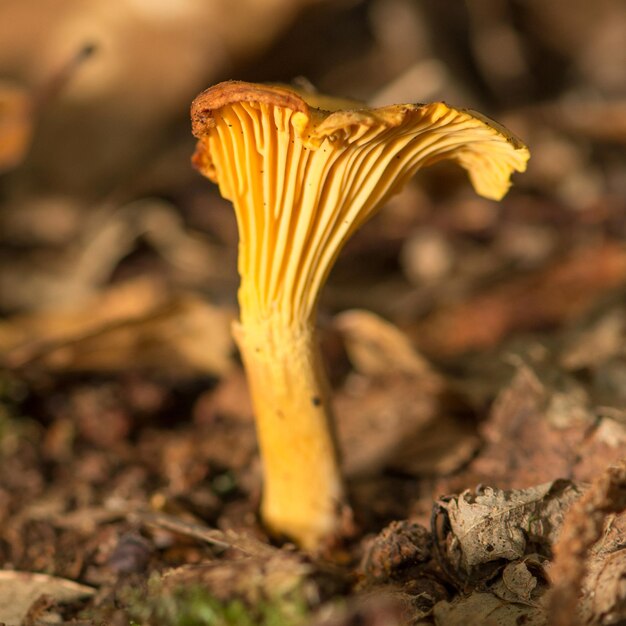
[1, 0, 625, 373]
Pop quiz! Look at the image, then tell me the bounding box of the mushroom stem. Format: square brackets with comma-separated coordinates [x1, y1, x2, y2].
[233, 313, 343, 550]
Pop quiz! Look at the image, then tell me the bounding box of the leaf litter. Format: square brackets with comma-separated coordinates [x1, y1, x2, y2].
[2, 1, 626, 624]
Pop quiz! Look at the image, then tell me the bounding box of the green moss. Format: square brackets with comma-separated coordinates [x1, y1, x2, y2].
[124, 580, 310, 626]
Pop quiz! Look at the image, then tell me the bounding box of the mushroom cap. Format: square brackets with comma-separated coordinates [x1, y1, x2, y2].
[192, 80, 528, 201]
[191, 80, 529, 319]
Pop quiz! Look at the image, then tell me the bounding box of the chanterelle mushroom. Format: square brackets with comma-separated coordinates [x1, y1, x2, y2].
[191, 80, 529, 550]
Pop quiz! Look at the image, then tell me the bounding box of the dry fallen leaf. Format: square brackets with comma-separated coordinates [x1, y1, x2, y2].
[414, 242, 626, 357]
[0, 277, 165, 352]
[489, 558, 546, 606]
[335, 371, 478, 479]
[440, 480, 581, 580]
[0, 279, 234, 377]
[334, 309, 434, 378]
[333, 310, 477, 478]
[560, 309, 626, 371]
[548, 459, 626, 626]
[0, 197, 227, 312]
[582, 543, 626, 625]
[432, 591, 547, 626]
[467, 362, 594, 488]
[0, 570, 95, 626]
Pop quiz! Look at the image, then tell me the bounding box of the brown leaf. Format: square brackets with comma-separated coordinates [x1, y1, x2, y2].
[574, 418, 626, 482]
[548, 459, 626, 626]
[0, 277, 166, 353]
[311, 590, 412, 626]
[432, 591, 547, 626]
[414, 242, 626, 357]
[1, 280, 234, 377]
[560, 310, 626, 371]
[467, 363, 594, 488]
[335, 371, 479, 480]
[0, 571, 94, 626]
[582, 544, 626, 625]
[440, 480, 581, 579]
[335, 309, 435, 379]
[490, 558, 546, 606]
[333, 310, 478, 478]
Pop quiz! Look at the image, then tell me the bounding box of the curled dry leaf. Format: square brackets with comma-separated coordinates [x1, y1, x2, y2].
[0, 197, 225, 312]
[0, 277, 166, 354]
[574, 417, 626, 483]
[489, 558, 546, 606]
[439, 480, 581, 581]
[560, 310, 626, 371]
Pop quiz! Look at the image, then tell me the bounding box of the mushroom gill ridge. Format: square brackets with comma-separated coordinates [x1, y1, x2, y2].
[199, 89, 528, 322]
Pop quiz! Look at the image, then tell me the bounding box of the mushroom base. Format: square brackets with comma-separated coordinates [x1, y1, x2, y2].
[233, 316, 345, 551]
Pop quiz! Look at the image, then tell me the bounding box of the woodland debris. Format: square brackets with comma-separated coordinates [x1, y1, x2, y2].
[0, 570, 94, 626]
[435, 480, 581, 584]
[548, 459, 626, 626]
[414, 242, 626, 357]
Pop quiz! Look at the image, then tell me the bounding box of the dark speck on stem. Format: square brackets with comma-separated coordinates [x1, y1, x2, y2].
[311, 396, 321, 407]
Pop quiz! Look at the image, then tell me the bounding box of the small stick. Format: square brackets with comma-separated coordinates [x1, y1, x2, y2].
[32, 43, 97, 112]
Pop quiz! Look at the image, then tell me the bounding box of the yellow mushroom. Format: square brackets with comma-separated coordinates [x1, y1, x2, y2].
[191, 80, 529, 550]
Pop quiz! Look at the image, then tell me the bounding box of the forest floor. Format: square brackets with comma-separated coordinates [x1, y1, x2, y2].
[1, 1, 626, 624]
